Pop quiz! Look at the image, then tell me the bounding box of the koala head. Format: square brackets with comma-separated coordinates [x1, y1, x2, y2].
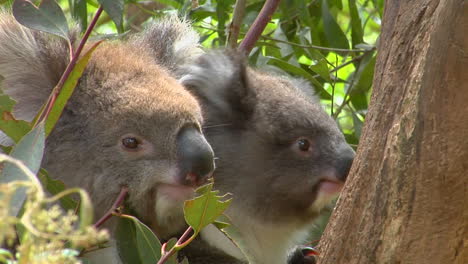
[0, 14, 214, 239]
[180, 51, 355, 263]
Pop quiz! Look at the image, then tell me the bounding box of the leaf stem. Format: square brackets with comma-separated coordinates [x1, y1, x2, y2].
[34, 6, 104, 127]
[157, 226, 195, 264]
[94, 186, 129, 228]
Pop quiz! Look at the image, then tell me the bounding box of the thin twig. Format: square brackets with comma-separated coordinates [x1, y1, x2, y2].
[157, 227, 194, 264]
[239, 0, 281, 54]
[194, 24, 370, 54]
[94, 186, 129, 228]
[261, 35, 370, 52]
[227, 0, 246, 48]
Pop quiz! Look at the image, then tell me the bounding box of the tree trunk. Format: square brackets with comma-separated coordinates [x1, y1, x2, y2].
[318, 1, 467, 263]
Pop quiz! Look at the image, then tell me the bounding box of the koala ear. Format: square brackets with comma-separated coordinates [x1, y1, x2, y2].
[130, 16, 202, 72]
[0, 14, 72, 122]
[180, 51, 255, 123]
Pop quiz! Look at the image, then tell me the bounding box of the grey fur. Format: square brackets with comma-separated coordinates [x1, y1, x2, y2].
[180, 51, 355, 264]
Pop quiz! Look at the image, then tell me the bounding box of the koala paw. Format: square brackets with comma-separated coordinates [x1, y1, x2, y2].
[287, 246, 319, 264]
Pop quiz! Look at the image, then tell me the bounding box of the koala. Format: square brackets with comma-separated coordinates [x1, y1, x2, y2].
[177, 51, 355, 264]
[0, 13, 214, 243]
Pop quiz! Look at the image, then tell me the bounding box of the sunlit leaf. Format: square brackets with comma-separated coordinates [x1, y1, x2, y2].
[184, 182, 232, 234]
[97, 0, 124, 32]
[321, 0, 349, 50]
[0, 122, 45, 216]
[12, 0, 69, 39]
[348, 0, 364, 48]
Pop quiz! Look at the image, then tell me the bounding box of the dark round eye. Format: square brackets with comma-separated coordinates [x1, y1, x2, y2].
[297, 138, 311, 152]
[122, 137, 139, 149]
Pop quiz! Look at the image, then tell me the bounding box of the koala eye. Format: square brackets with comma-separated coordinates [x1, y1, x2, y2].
[297, 138, 311, 152]
[122, 137, 139, 149]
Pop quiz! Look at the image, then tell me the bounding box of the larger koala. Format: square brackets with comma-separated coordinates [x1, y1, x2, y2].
[178, 52, 355, 264]
[0, 14, 214, 242]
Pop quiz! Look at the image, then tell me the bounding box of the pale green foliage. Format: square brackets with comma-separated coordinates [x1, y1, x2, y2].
[0, 154, 108, 264]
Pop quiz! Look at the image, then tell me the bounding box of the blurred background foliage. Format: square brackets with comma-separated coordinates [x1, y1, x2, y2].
[0, 0, 382, 146]
[68, 0, 382, 148]
[1, 0, 382, 245]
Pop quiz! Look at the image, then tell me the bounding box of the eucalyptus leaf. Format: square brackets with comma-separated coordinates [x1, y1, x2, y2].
[12, 0, 69, 40]
[184, 182, 232, 234]
[348, 0, 364, 48]
[97, 0, 124, 32]
[116, 215, 162, 264]
[38, 168, 78, 211]
[0, 122, 45, 216]
[321, 0, 349, 50]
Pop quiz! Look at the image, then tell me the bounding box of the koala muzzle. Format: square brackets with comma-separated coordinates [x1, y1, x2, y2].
[336, 144, 356, 182]
[176, 127, 215, 187]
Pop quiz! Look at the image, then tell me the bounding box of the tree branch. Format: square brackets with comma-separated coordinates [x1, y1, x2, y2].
[238, 0, 281, 54]
[227, 0, 246, 48]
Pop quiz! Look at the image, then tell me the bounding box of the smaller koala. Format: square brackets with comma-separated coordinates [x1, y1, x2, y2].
[0, 13, 214, 244]
[178, 51, 355, 264]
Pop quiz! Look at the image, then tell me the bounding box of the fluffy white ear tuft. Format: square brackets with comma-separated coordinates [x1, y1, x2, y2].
[0, 13, 71, 122]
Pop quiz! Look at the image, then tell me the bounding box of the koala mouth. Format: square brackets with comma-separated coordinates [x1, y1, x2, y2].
[317, 178, 344, 195]
[157, 183, 196, 202]
[157, 171, 213, 202]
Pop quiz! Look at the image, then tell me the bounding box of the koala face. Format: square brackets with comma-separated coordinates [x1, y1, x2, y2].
[180, 51, 355, 263]
[0, 14, 214, 239]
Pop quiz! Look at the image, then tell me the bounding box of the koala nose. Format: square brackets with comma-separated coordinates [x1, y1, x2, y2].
[176, 126, 215, 186]
[336, 145, 355, 182]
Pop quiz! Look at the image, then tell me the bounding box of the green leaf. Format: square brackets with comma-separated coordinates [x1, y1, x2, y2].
[116, 215, 162, 264]
[70, 0, 88, 31]
[321, 0, 349, 50]
[184, 182, 232, 234]
[12, 0, 69, 40]
[38, 168, 78, 211]
[292, 0, 313, 26]
[44, 41, 102, 136]
[215, 0, 230, 45]
[308, 57, 331, 83]
[348, 0, 364, 48]
[0, 122, 45, 216]
[97, 0, 124, 32]
[0, 93, 31, 143]
[350, 54, 376, 111]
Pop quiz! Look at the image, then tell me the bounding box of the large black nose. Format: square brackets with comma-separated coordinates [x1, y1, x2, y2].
[336, 144, 355, 182]
[176, 126, 215, 186]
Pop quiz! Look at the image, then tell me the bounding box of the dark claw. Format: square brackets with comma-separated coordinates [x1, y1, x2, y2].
[287, 246, 318, 264]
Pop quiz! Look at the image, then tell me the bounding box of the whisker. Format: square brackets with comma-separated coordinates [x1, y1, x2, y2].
[203, 123, 232, 129]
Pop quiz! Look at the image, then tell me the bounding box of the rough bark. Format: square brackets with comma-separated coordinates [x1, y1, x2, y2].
[318, 1, 467, 264]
